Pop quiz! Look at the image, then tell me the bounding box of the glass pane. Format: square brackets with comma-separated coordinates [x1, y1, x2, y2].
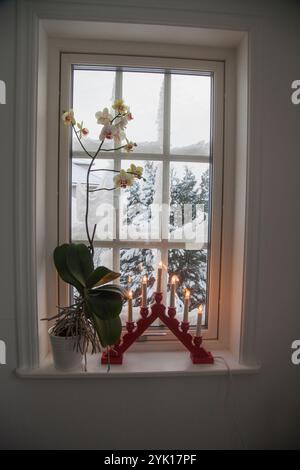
[120, 248, 160, 308]
[170, 74, 211, 156]
[119, 160, 162, 241]
[168, 249, 208, 326]
[169, 162, 210, 244]
[93, 248, 113, 270]
[72, 69, 116, 151]
[122, 72, 164, 153]
[71, 159, 115, 241]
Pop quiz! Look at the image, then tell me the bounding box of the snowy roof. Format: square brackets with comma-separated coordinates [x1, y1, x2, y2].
[72, 137, 113, 153]
[72, 160, 103, 186]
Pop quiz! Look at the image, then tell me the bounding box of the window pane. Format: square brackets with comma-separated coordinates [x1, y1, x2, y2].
[72, 69, 116, 149]
[119, 160, 162, 241]
[169, 162, 210, 244]
[93, 248, 113, 270]
[71, 159, 115, 241]
[170, 74, 211, 156]
[120, 248, 160, 306]
[120, 248, 163, 326]
[168, 249, 208, 326]
[122, 72, 164, 153]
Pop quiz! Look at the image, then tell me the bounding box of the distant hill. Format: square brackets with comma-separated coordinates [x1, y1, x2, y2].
[72, 137, 209, 156]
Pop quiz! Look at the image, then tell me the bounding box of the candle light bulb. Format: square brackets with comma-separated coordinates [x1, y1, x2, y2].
[142, 275, 147, 284]
[128, 290, 133, 299]
[185, 289, 190, 299]
[171, 275, 179, 286]
[198, 304, 203, 315]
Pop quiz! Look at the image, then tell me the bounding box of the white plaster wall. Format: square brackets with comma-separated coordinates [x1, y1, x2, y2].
[0, 0, 300, 449]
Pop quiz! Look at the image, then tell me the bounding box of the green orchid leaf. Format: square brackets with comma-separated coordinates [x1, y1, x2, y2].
[86, 289, 123, 320]
[93, 284, 126, 297]
[76, 243, 94, 280]
[66, 243, 94, 287]
[53, 244, 84, 295]
[86, 266, 120, 288]
[92, 314, 122, 347]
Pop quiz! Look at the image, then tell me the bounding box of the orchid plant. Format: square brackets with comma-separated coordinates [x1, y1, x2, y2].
[49, 99, 143, 366]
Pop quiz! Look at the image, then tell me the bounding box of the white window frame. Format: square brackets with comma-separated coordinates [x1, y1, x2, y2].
[58, 53, 224, 341]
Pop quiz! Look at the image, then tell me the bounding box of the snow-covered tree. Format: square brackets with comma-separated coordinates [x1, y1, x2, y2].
[199, 167, 210, 215]
[170, 166, 201, 228]
[120, 161, 158, 305]
[168, 249, 207, 310]
[120, 248, 156, 307]
[169, 166, 209, 309]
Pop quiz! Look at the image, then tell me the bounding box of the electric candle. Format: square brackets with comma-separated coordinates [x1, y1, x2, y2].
[196, 305, 203, 337]
[169, 275, 177, 308]
[128, 291, 133, 322]
[142, 276, 148, 308]
[157, 261, 163, 292]
[183, 289, 190, 322]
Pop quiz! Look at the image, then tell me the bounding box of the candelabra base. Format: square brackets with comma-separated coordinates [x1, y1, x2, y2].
[101, 349, 214, 365]
[100, 291, 214, 366]
[190, 349, 214, 364]
[101, 351, 123, 365]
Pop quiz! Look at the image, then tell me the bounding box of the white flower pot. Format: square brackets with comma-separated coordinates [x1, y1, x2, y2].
[49, 327, 83, 371]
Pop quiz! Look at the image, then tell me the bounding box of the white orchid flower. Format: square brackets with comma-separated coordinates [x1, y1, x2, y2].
[95, 107, 112, 125]
[114, 169, 134, 188]
[76, 121, 89, 138]
[124, 141, 137, 153]
[115, 115, 129, 130]
[62, 109, 76, 126]
[112, 99, 128, 114]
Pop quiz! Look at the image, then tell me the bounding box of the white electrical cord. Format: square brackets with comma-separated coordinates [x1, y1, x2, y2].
[214, 355, 248, 450]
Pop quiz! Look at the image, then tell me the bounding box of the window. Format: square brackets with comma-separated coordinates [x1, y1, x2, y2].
[59, 54, 224, 340]
[16, 17, 255, 371]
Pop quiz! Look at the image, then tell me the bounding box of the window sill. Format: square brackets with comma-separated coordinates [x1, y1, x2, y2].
[16, 350, 260, 379]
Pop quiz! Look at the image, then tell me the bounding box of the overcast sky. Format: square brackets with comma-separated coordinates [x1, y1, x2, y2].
[73, 69, 211, 149]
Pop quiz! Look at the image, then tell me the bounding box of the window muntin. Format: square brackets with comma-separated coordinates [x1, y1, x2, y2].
[60, 54, 224, 340]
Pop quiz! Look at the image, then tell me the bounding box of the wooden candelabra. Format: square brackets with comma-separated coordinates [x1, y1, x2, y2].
[101, 292, 214, 365]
